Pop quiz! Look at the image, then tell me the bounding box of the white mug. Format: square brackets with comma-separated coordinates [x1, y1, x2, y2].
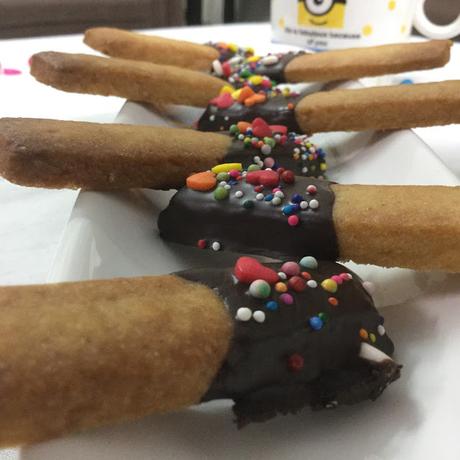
[271, 0, 460, 50]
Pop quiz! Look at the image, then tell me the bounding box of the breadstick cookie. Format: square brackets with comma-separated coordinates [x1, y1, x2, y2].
[198, 80, 460, 133]
[0, 118, 326, 189]
[0, 257, 399, 446]
[30, 52, 224, 107]
[83, 28, 451, 83]
[158, 167, 460, 272]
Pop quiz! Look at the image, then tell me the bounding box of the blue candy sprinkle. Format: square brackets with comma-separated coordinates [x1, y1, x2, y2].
[264, 194, 274, 202]
[291, 193, 303, 204]
[309, 316, 323, 330]
[400, 78, 413, 85]
[266, 300, 278, 311]
[282, 204, 297, 215]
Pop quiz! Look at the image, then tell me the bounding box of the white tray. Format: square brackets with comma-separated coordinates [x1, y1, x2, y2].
[23, 97, 460, 460]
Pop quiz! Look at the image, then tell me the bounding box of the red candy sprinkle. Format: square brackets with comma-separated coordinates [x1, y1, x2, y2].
[222, 61, 232, 77]
[251, 117, 272, 138]
[210, 92, 234, 109]
[301, 271, 311, 280]
[328, 297, 339, 306]
[281, 170, 295, 184]
[306, 184, 317, 195]
[197, 239, 207, 249]
[234, 256, 279, 285]
[288, 276, 306, 292]
[288, 215, 299, 226]
[246, 170, 279, 188]
[287, 353, 304, 372]
[269, 125, 288, 135]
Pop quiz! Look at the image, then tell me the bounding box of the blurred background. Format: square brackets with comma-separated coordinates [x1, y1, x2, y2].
[0, 0, 457, 39]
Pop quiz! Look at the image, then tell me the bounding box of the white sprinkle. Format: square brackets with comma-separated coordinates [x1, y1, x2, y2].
[253, 310, 266, 323]
[363, 281, 376, 295]
[211, 241, 221, 251]
[257, 161, 264, 167]
[261, 55, 279, 66]
[271, 197, 282, 206]
[236, 307, 252, 321]
[301, 154, 308, 160]
[300, 201, 309, 209]
[238, 134, 245, 140]
[224, 116, 229, 121]
[278, 272, 287, 280]
[293, 148, 300, 154]
[309, 199, 319, 209]
[301, 167, 308, 175]
[256, 193, 264, 201]
[212, 59, 223, 76]
[261, 145, 272, 155]
[224, 184, 231, 190]
[274, 191, 284, 198]
[209, 115, 216, 122]
[309, 146, 316, 153]
[235, 190, 244, 198]
[378, 325, 386, 336]
[219, 181, 227, 187]
[307, 280, 318, 288]
[274, 134, 281, 141]
[229, 56, 243, 65]
[254, 156, 261, 162]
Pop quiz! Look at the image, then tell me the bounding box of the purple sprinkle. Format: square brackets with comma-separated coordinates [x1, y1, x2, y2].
[280, 293, 294, 305]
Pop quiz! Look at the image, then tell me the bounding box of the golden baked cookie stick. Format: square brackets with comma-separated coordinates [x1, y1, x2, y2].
[0, 258, 399, 446]
[84, 27, 451, 82]
[30, 52, 224, 108]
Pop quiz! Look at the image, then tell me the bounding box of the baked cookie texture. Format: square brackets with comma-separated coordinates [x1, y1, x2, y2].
[30, 51, 224, 107]
[84, 27, 219, 71]
[0, 276, 232, 446]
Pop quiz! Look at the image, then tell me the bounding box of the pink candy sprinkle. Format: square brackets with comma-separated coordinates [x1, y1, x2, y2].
[229, 169, 240, 179]
[340, 273, 352, 281]
[331, 275, 343, 285]
[307, 185, 317, 195]
[264, 157, 275, 168]
[281, 261, 300, 277]
[280, 293, 294, 305]
[288, 215, 299, 226]
[3, 68, 21, 75]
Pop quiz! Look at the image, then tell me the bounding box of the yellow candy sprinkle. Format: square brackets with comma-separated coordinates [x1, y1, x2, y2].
[228, 43, 238, 52]
[220, 85, 234, 95]
[321, 278, 337, 293]
[293, 153, 300, 160]
[320, 163, 328, 171]
[246, 47, 255, 55]
[231, 89, 242, 100]
[249, 75, 263, 86]
[275, 282, 288, 293]
[211, 163, 243, 174]
[247, 55, 261, 63]
[370, 333, 377, 343]
[282, 88, 291, 96]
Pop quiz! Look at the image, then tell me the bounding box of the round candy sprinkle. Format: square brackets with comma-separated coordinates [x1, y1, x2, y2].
[287, 353, 304, 372]
[243, 199, 255, 209]
[264, 157, 275, 168]
[252, 310, 266, 323]
[275, 282, 288, 293]
[331, 275, 343, 285]
[281, 170, 295, 184]
[216, 172, 230, 182]
[309, 316, 323, 330]
[363, 281, 376, 295]
[224, 184, 231, 190]
[288, 276, 306, 292]
[197, 239, 207, 249]
[300, 256, 318, 269]
[328, 297, 339, 306]
[274, 190, 284, 198]
[300, 201, 309, 209]
[235, 190, 244, 198]
[261, 145, 272, 155]
[359, 328, 369, 340]
[306, 184, 317, 194]
[309, 199, 319, 209]
[369, 333, 377, 343]
[291, 193, 303, 203]
[229, 169, 240, 179]
[281, 261, 300, 277]
[378, 325, 386, 336]
[321, 278, 338, 293]
[256, 193, 264, 201]
[214, 187, 229, 200]
[264, 193, 274, 202]
[211, 241, 221, 251]
[307, 280, 318, 288]
[249, 279, 271, 299]
[277, 272, 287, 280]
[288, 215, 300, 226]
[248, 164, 261, 172]
[265, 300, 278, 311]
[301, 271, 311, 280]
[318, 312, 328, 323]
[280, 293, 294, 305]
[271, 197, 282, 206]
[261, 55, 279, 66]
[236, 307, 252, 321]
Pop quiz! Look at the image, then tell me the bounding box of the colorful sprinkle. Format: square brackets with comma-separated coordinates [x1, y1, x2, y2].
[309, 199, 319, 209]
[253, 310, 266, 323]
[287, 353, 304, 372]
[309, 316, 323, 330]
[236, 307, 252, 321]
[378, 325, 386, 336]
[280, 261, 300, 277]
[280, 293, 294, 305]
[266, 300, 279, 311]
[288, 276, 306, 292]
[307, 280, 318, 288]
[214, 186, 229, 200]
[211, 241, 221, 251]
[197, 239, 207, 249]
[288, 215, 300, 226]
[234, 257, 279, 284]
[321, 278, 338, 293]
[211, 163, 242, 174]
[186, 171, 217, 191]
[300, 256, 318, 269]
[306, 185, 317, 194]
[328, 297, 339, 306]
[249, 279, 271, 299]
[369, 333, 377, 343]
[359, 328, 369, 340]
[275, 282, 288, 293]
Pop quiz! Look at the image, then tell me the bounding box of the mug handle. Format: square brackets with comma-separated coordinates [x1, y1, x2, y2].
[413, 0, 460, 39]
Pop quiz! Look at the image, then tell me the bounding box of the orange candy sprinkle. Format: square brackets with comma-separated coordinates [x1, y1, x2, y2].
[359, 328, 369, 340]
[275, 282, 288, 293]
[244, 93, 266, 107]
[287, 102, 295, 110]
[186, 171, 217, 191]
[237, 121, 251, 133]
[328, 297, 339, 306]
[301, 271, 311, 280]
[238, 86, 255, 103]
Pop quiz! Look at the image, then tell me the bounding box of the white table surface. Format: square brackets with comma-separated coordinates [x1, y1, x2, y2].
[0, 23, 459, 459]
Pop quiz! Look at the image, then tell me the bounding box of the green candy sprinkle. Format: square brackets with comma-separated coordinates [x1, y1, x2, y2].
[214, 186, 229, 201]
[247, 164, 261, 172]
[243, 199, 255, 209]
[216, 172, 230, 182]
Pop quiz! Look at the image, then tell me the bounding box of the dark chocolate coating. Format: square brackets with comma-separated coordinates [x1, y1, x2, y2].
[158, 177, 339, 261]
[177, 260, 400, 425]
[197, 91, 305, 133]
[223, 137, 326, 178]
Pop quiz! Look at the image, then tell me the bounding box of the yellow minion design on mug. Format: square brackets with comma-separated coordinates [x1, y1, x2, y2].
[298, 0, 347, 29]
